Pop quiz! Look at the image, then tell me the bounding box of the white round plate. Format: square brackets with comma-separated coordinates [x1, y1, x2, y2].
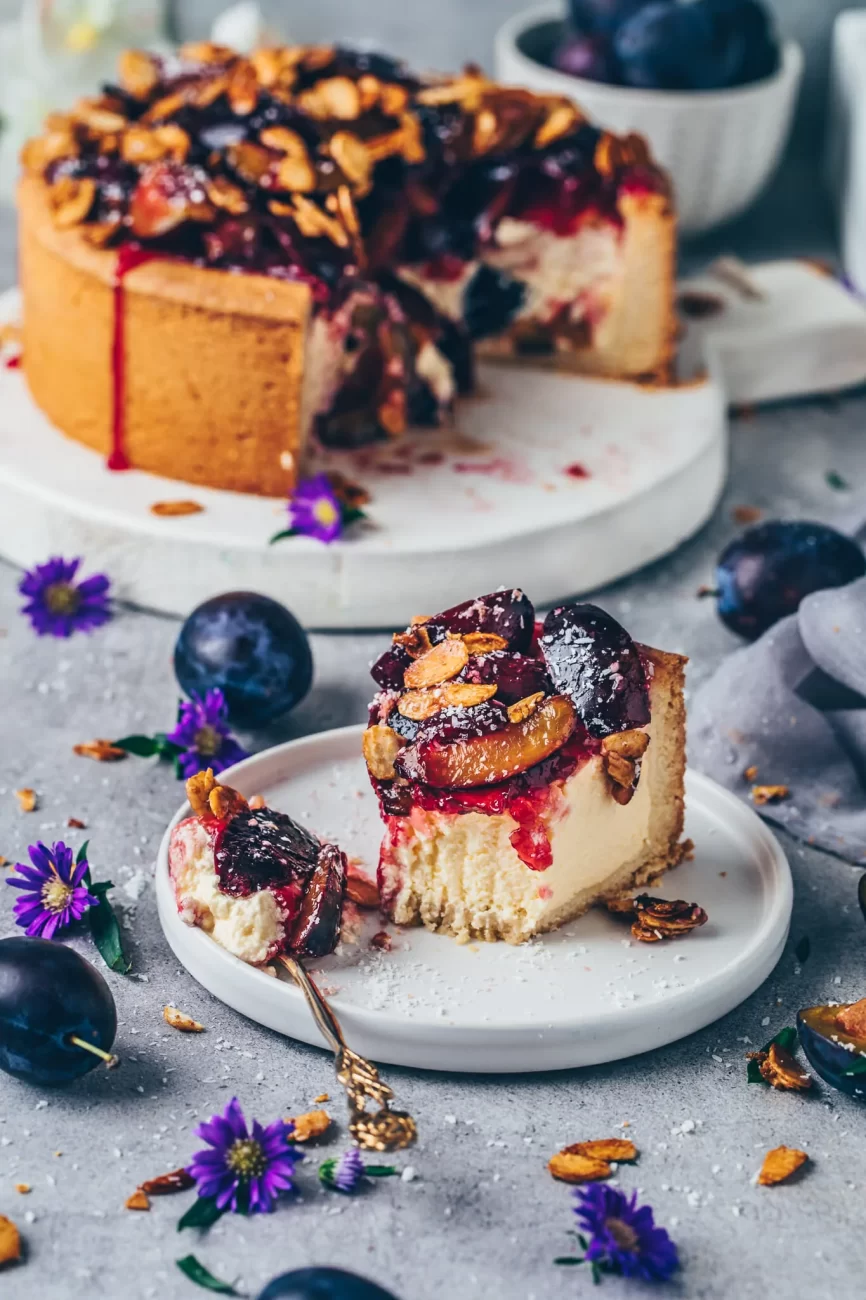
[0, 287, 727, 628]
[156, 725, 792, 1074]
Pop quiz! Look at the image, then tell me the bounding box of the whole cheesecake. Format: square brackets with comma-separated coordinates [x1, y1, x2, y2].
[18, 42, 676, 497]
[363, 590, 687, 944]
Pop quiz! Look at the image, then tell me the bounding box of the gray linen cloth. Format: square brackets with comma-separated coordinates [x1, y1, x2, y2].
[689, 575, 866, 863]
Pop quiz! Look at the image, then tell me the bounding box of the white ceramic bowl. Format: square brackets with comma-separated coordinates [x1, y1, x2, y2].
[494, 4, 804, 235]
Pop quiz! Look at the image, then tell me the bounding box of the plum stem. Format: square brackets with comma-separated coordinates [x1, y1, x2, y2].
[696, 586, 719, 599]
[67, 1035, 120, 1069]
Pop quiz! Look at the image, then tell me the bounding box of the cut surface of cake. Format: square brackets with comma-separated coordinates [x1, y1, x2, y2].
[168, 768, 346, 963]
[363, 590, 686, 944]
[18, 42, 675, 496]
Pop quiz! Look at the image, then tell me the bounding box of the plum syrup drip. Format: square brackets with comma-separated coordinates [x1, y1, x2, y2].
[109, 245, 157, 472]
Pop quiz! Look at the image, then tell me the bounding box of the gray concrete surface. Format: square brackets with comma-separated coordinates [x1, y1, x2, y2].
[0, 101, 864, 1300]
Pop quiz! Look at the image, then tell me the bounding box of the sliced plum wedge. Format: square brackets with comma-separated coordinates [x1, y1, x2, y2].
[288, 843, 347, 958]
[426, 589, 535, 653]
[395, 694, 576, 788]
[463, 650, 552, 705]
[540, 603, 650, 738]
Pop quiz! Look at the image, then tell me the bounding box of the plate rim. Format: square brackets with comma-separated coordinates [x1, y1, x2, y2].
[155, 724, 793, 1069]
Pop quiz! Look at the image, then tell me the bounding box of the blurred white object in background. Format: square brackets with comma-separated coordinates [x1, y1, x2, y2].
[0, 0, 169, 204]
[827, 10, 866, 296]
[494, 3, 803, 236]
[211, 1, 271, 54]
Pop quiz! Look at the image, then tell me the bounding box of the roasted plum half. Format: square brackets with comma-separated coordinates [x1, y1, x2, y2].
[395, 695, 576, 788]
[540, 602, 650, 738]
[463, 651, 552, 705]
[797, 1000, 866, 1101]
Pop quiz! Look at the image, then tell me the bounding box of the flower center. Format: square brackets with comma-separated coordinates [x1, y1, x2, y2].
[226, 1138, 266, 1181]
[42, 878, 73, 914]
[194, 725, 222, 757]
[313, 498, 339, 528]
[44, 582, 81, 616]
[605, 1217, 639, 1253]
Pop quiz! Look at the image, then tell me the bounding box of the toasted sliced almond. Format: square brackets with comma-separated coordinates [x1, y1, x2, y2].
[73, 100, 127, 134]
[535, 99, 582, 149]
[15, 788, 37, 813]
[163, 1006, 204, 1033]
[380, 83, 410, 116]
[507, 692, 545, 725]
[547, 1151, 612, 1184]
[460, 632, 509, 654]
[755, 1042, 812, 1092]
[0, 1215, 21, 1266]
[299, 76, 361, 120]
[346, 862, 380, 909]
[393, 625, 433, 659]
[209, 783, 249, 821]
[752, 784, 789, 806]
[605, 752, 636, 789]
[416, 74, 489, 108]
[287, 1109, 331, 1142]
[602, 729, 650, 760]
[836, 998, 866, 1038]
[228, 59, 260, 116]
[73, 739, 128, 761]
[398, 682, 497, 721]
[14, 1185, 30, 1195]
[228, 140, 274, 184]
[362, 724, 405, 781]
[149, 499, 205, 517]
[328, 131, 371, 190]
[119, 49, 161, 99]
[290, 195, 350, 246]
[564, 1139, 638, 1163]
[275, 154, 317, 193]
[125, 1189, 150, 1211]
[404, 638, 469, 689]
[248, 794, 266, 810]
[49, 176, 96, 228]
[259, 126, 307, 157]
[180, 40, 234, 65]
[758, 1146, 808, 1186]
[378, 389, 407, 437]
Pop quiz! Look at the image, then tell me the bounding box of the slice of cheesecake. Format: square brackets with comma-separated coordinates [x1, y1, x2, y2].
[363, 591, 686, 945]
[168, 769, 346, 964]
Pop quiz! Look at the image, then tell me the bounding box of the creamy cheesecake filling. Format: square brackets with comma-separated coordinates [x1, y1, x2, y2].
[380, 727, 656, 945]
[168, 816, 287, 965]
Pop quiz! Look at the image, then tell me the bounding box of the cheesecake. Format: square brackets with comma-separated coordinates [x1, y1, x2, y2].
[18, 43, 675, 497]
[363, 591, 687, 944]
[168, 769, 346, 963]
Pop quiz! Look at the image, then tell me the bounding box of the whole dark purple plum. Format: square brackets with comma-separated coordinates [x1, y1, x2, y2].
[714, 521, 866, 640]
[258, 1267, 398, 1300]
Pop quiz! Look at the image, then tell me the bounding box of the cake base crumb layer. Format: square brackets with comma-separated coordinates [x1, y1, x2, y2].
[378, 647, 686, 945]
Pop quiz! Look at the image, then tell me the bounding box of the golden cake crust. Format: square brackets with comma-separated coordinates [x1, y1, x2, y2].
[19, 175, 311, 497]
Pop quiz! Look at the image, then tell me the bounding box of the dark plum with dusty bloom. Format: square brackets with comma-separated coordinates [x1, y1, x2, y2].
[559, 1184, 679, 1283]
[258, 1267, 399, 1299]
[18, 556, 111, 638]
[6, 841, 98, 939]
[187, 1096, 302, 1215]
[166, 689, 248, 778]
[174, 593, 313, 728]
[0, 937, 117, 1084]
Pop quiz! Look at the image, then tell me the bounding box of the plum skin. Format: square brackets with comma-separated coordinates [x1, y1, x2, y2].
[174, 591, 314, 728]
[797, 1005, 866, 1101]
[257, 1266, 398, 1300]
[715, 521, 866, 640]
[0, 937, 117, 1086]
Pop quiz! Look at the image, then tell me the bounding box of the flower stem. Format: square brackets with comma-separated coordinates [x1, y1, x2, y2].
[67, 1035, 120, 1069]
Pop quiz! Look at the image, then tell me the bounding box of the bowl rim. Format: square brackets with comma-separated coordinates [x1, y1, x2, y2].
[495, 2, 804, 108]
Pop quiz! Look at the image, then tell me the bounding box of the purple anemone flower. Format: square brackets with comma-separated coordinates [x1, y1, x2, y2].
[19, 556, 112, 638]
[6, 841, 99, 939]
[288, 474, 343, 544]
[572, 1185, 679, 1283]
[187, 1097, 302, 1215]
[166, 689, 248, 779]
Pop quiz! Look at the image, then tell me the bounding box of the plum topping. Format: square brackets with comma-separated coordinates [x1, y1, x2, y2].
[463, 265, 526, 341]
[387, 708, 422, 743]
[416, 700, 510, 744]
[287, 843, 347, 958]
[540, 602, 650, 738]
[426, 588, 535, 652]
[370, 643, 413, 690]
[213, 807, 320, 898]
[463, 650, 552, 705]
[395, 694, 575, 788]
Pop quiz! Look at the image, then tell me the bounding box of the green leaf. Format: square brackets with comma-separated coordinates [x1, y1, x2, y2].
[178, 1196, 225, 1233]
[364, 1165, 397, 1177]
[859, 873, 866, 927]
[88, 888, 131, 975]
[76, 840, 90, 866]
[747, 1026, 798, 1083]
[175, 1255, 239, 1295]
[826, 470, 849, 491]
[114, 734, 163, 758]
[155, 732, 184, 761]
[341, 506, 367, 528]
[554, 1257, 584, 1266]
[794, 935, 811, 964]
[842, 1055, 866, 1078]
[269, 528, 299, 545]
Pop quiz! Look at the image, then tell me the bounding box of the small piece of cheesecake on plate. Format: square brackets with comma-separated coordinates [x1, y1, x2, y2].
[168, 769, 347, 964]
[363, 590, 687, 945]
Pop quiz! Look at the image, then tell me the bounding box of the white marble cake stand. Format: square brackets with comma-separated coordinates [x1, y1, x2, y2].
[0, 287, 726, 627]
[156, 727, 793, 1074]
